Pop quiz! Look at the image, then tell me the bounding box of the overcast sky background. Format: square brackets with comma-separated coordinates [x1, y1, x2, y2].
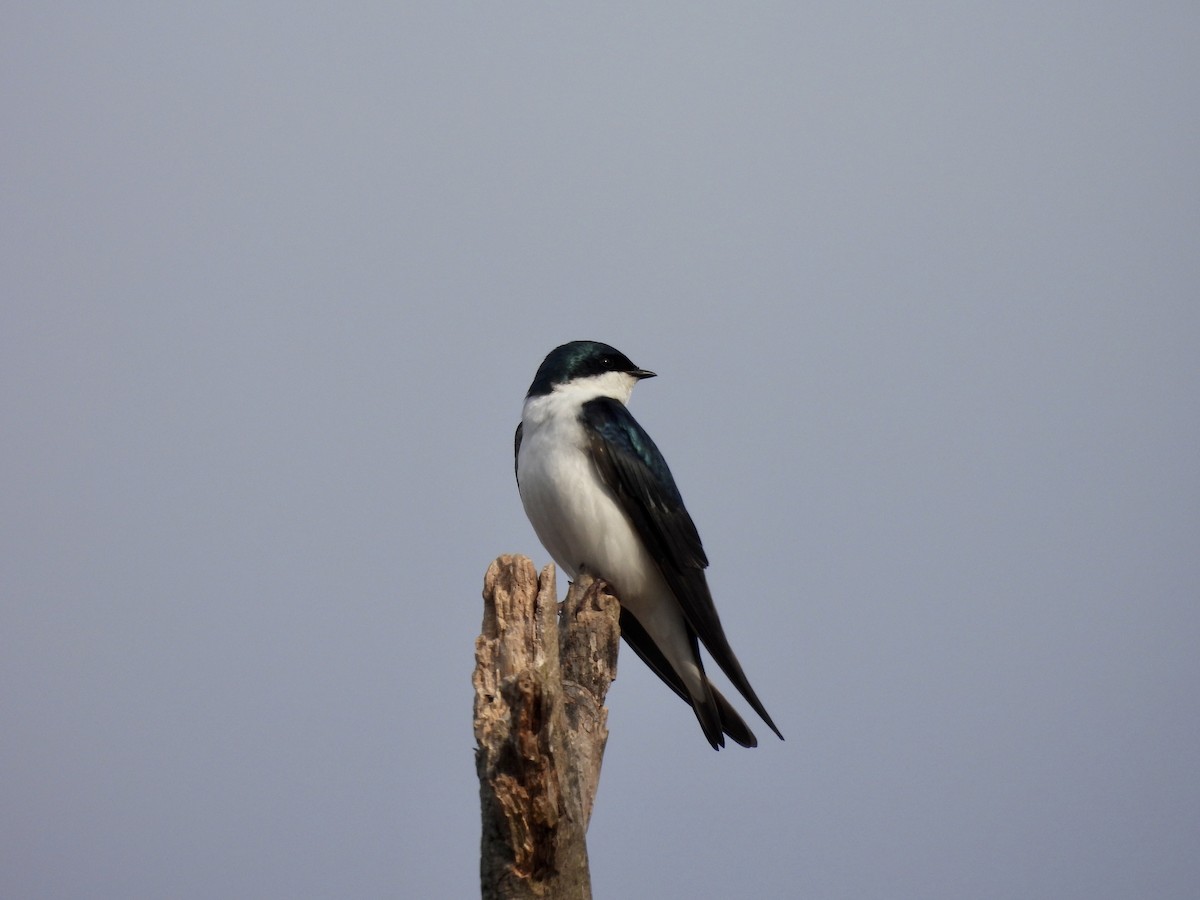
[3, 4, 1198, 898]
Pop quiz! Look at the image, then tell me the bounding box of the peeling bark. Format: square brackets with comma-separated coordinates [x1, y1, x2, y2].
[474, 556, 620, 899]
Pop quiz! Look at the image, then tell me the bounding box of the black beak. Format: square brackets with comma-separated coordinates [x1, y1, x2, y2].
[633, 368, 657, 380]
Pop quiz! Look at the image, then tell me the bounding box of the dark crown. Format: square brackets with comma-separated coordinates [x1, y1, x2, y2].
[526, 340, 647, 397]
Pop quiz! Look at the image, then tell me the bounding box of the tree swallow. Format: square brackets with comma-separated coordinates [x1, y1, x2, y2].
[515, 340, 783, 749]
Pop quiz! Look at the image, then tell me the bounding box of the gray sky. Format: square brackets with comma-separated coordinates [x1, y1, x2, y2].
[3, 4, 1198, 898]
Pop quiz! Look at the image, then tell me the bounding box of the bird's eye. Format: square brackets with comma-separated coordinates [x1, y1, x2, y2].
[601, 356, 612, 368]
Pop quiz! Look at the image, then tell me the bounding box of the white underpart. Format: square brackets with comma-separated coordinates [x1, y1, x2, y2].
[517, 371, 705, 698]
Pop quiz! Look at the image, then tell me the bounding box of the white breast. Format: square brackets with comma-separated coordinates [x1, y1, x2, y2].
[517, 386, 657, 602]
[516, 384, 705, 695]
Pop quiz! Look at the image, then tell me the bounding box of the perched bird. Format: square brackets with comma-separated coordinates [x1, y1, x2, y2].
[514, 340, 783, 749]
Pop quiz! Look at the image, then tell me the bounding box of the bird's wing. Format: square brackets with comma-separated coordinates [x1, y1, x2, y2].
[581, 398, 782, 740]
[513, 421, 523, 485]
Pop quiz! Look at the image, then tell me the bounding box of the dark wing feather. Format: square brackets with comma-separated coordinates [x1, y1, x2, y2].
[619, 608, 757, 749]
[514, 421, 523, 485]
[581, 398, 783, 741]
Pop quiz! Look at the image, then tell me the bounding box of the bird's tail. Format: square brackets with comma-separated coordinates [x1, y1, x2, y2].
[619, 609, 757, 749]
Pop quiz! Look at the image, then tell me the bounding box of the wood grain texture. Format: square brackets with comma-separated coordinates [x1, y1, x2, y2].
[474, 556, 620, 899]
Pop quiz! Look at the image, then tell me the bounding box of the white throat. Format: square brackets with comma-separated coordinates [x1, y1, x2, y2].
[523, 370, 641, 422]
